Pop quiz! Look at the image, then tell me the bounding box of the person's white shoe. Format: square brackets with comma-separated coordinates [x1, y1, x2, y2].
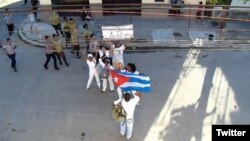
[126, 134, 132, 140]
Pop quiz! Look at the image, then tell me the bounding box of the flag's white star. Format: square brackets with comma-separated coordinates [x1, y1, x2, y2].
[114, 76, 119, 83]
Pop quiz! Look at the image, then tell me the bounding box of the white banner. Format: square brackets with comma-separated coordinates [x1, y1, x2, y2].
[102, 24, 134, 40]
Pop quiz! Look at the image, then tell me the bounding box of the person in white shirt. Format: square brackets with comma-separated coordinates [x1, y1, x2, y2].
[119, 91, 141, 140]
[27, 10, 37, 33]
[2, 38, 17, 72]
[4, 8, 14, 36]
[111, 42, 126, 69]
[99, 57, 114, 92]
[86, 54, 101, 90]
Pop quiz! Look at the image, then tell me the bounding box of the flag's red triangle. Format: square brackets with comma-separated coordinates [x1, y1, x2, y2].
[110, 70, 129, 87]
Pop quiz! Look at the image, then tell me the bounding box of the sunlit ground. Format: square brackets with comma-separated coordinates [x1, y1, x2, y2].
[0, 0, 21, 8]
[144, 49, 238, 141]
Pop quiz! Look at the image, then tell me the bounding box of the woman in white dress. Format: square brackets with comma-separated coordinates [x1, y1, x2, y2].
[111, 42, 126, 69]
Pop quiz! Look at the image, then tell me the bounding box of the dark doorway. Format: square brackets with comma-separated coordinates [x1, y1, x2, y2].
[102, 0, 142, 15]
[51, 0, 89, 16]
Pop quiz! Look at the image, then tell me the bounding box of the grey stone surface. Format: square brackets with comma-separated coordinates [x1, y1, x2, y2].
[1, 45, 250, 141]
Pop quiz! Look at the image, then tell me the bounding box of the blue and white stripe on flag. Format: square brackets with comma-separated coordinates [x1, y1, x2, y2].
[118, 72, 151, 93]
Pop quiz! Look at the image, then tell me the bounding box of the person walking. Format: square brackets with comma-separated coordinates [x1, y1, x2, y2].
[4, 8, 14, 36]
[2, 38, 17, 72]
[99, 57, 114, 93]
[62, 17, 71, 48]
[49, 9, 64, 37]
[86, 54, 101, 90]
[43, 35, 59, 70]
[52, 34, 69, 66]
[117, 91, 141, 140]
[70, 26, 81, 58]
[114, 63, 140, 105]
[27, 10, 38, 33]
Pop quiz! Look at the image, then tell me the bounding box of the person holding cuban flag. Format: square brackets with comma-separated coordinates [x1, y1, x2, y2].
[110, 64, 150, 140]
[113, 63, 140, 105]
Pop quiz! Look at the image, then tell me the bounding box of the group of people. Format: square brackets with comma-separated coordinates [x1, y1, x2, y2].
[2, 5, 141, 140]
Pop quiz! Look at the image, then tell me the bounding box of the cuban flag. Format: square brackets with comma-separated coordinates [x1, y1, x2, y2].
[109, 70, 151, 93]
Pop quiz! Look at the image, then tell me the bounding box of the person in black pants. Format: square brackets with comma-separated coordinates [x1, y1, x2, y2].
[43, 35, 59, 70]
[31, 0, 39, 19]
[2, 38, 17, 72]
[4, 8, 14, 36]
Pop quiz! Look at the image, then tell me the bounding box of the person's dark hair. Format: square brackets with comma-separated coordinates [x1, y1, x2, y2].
[6, 38, 10, 41]
[199, 1, 203, 5]
[124, 92, 131, 102]
[90, 34, 95, 38]
[83, 24, 88, 29]
[69, 18, 73, 21]
[44, 35, 49, 40]
[63, 16, 67, 21]
[127, 63, 136, 73]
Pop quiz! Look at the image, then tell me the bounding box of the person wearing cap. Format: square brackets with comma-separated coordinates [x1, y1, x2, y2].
[99, 57, 114, 92]
[86, 53, 101, 90]
[117, 91, 141, 140]
[2, 38, 17, 72]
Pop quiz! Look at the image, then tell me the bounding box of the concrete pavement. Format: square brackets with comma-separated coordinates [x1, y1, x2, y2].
[1, 43, 250, 141]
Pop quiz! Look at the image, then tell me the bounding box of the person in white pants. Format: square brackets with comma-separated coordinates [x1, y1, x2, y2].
[99, 58, 114, 92]
[86, 54, 101, 90]
[119, 91, 141, 140]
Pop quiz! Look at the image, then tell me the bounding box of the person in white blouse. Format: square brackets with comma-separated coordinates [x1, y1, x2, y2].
[27, 10, 37, 33]
[86, 54, 101, 90]
[118, 91, 141, 140]
[111, 42, 126, 69]
[99, 57, 114, 92]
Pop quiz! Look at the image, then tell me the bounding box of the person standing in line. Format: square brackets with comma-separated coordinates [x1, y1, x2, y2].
[62, 17, 71, 48]
[52, 34, 69, 66]
[4, 8, 14, 36]
[99, 57, 114, 93]
[49, 9, 64, 37]
[43, 35, 59, 70]
[70, 26, 81, 58]
[117, 91, 141, 140]
[27, 10, 37, 33]
[86, 54, 101, 90]
[2, 38, 17, 72]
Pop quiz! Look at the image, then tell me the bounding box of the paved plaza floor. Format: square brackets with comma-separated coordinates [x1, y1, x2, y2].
[1, 44, 250, 141]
